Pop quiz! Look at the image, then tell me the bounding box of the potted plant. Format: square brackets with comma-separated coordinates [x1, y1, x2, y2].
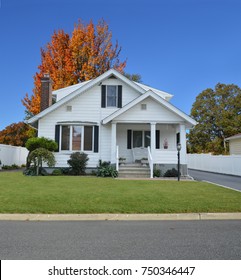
[141, 157, 148, 166]
[119, 157, 126, 166]
[163, 138, 168, 149]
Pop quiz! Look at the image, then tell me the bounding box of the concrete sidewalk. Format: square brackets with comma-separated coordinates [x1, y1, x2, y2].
[0, 213, 241, 221]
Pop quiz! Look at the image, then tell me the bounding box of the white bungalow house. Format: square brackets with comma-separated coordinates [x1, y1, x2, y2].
[225, 133, 241, 155]
[27, 69, 197, 177]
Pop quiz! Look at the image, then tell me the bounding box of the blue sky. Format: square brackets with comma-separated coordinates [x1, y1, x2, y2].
[0, 0, 241, 130]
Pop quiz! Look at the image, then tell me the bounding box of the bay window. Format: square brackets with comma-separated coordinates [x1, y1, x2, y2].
[60, 125, 93, 152]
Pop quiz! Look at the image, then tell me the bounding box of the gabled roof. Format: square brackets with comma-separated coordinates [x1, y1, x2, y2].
[102, 90, 197, 127]
[133, 81, 173, 101]
[27, 68, 147, 124]
[225, 133, 241, 141]
[53, 80, 92, 101]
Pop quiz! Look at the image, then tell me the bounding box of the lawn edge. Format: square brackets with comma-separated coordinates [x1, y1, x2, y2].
[0, 213, 241, 221]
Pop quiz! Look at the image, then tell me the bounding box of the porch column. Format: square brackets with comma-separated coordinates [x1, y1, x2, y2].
[150, 122, 156, 155]
[111, 122, 117, 164]
[179, 124, 187, 164]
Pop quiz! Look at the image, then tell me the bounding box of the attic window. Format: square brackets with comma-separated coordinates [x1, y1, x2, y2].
[141, 104, 147, 110]
[66, 106, 72, 112]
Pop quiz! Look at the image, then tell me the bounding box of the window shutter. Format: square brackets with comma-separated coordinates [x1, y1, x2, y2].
[55, 125, 60, 151]
[117, 85, 122, 108]
[94, 126, 99, 153]
[101, 85, 106, 108]
[127, 129, 132, 149]
[156, 130, 160, 149]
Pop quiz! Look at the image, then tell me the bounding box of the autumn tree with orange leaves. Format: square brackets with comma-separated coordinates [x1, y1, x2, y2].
[22, 19, 126, 117]
[0, 122, 36, 147]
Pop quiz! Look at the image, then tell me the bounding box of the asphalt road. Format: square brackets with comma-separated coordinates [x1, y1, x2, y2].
[188, 169, 241, 192]
[0, 220, 241, 260]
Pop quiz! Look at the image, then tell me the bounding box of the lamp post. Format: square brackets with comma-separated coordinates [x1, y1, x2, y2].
[177, 143, 181, 181]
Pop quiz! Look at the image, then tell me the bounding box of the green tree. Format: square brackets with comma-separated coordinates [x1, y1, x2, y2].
[25, 137, 58, 168]
[124, 73, 142, 83]
[29, 148, 56, 176]
[188, 83, 241, 154]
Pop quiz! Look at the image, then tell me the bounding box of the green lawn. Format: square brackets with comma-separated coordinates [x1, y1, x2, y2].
[0, 172, 241, 214]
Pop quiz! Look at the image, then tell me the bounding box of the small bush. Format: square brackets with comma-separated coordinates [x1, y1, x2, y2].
[2, 164, 21, 170]
[67, 152, 89, 175]
[97, 160, 118, 178]
[164, 168, 179, 177]
[58, 168, 70, 175]
[52, 169, 63, 176]
[23, 167, 36, 176]
[153, 168, 162, 177]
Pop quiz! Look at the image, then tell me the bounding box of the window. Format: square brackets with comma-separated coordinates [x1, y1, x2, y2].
[60, 125, 93, 151]
[133, 131, 143, 148]
[106, 85, 117, 107]
[133, 131, 150, 148]
[72, 126, 82, 150]
[61, 126, 70, 150]
[144, 131, 150, 147]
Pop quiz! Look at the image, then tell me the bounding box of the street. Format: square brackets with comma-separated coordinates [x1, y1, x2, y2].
[0, 220, 240, 260]
[188, 169, 241, 192]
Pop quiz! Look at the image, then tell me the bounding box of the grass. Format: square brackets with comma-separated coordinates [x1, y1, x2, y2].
[0, 172, 241, 214]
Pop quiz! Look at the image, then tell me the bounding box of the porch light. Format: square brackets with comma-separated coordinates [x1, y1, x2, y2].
[177, 143, 181, 181]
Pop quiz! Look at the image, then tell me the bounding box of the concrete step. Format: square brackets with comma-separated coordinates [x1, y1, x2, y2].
[118, 164, 150, 178]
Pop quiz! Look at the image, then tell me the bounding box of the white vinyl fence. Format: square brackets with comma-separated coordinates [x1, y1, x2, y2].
[0, 144, 28, 166]
[187, 153, 241, 177]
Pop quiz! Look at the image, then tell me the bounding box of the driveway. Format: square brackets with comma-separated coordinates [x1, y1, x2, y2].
[188, 169, 241, 192]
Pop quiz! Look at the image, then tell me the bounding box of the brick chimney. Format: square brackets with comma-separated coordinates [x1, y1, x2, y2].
[40, 74, 52, 111]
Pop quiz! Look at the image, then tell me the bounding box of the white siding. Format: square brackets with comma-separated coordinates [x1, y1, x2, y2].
[114, 97, 183, 122]
[38, 77, 141, 167]
[100, 78, 140, 119]
[229, 139, 241, 155]
[116, 123, 178, 163]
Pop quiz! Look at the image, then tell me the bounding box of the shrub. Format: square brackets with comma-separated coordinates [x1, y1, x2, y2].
[52, 169, 63, 176]
[153, 168, 162, 177]
[28, 148, 56, 176]
[23, 167, 36, 176]
[2, 164, 21, 170]
[164, 168, 179, 177]
[25, 137, 58, 168]
[97, 160, 118, 178]
[67, 152, 89, 175]
[25, 137, 58, 152]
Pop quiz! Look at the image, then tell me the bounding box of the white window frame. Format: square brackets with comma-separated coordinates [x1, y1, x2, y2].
[132, 130, 150, 148]
[106, 85, 117, 107]
[59, 125, 94, 152]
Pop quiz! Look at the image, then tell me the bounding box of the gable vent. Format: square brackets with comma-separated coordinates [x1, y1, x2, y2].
[66, 105, 72, 112]
[141, 104, 147, 110]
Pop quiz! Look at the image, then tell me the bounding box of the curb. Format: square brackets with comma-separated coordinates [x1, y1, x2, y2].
[0, 213, 241, 221]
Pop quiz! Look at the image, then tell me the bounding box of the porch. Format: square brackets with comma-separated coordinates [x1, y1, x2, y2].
[109, 122, 187, 178]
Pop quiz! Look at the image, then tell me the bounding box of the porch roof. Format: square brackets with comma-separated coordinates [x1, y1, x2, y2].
[102, 90, 197, 128]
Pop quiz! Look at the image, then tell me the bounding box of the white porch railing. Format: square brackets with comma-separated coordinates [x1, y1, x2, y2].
[116, 145, 119, 172]
[147, 146, 153, 178]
